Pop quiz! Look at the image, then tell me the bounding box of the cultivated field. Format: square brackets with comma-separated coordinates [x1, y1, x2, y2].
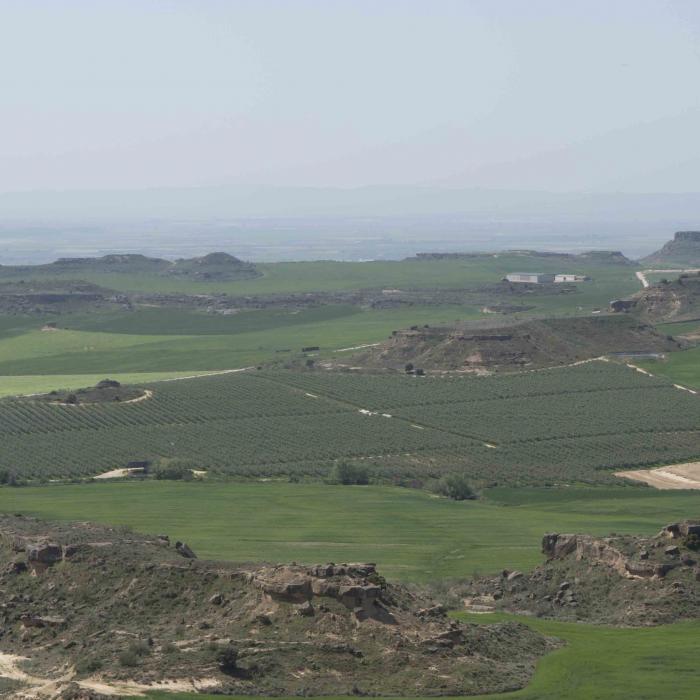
[1, 362, 698, 484]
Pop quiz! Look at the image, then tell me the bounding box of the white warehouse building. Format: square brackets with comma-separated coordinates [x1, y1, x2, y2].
[505, 272, 555, 284]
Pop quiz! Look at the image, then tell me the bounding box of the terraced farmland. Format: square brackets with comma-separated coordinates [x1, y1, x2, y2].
[0, 362, 698, 484]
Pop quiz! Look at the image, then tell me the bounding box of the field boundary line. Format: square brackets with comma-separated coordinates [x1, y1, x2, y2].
[252, 372, 495, 446]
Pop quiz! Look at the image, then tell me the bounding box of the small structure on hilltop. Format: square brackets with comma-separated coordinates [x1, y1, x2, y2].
[554, 274, 589, 283]
[505, 272, 589, 284]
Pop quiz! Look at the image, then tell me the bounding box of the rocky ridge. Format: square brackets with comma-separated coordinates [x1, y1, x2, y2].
[0, 516, 553, 698]
[463, 521, 700, 625]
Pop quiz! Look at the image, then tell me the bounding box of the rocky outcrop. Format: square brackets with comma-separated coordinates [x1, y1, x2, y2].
[466, 521, 700, 625]
[0, 515, 554, 698]
[251, 563, 394, 622]
[641, 231, 700, 266]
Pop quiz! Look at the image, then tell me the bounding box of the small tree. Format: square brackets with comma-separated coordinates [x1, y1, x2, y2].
[434, 473, 476, 501]
[152, 458, 196, 481]
[404, 363, 414, 373]
[330, 462, 370, 485]
[684, 534, 700, 551]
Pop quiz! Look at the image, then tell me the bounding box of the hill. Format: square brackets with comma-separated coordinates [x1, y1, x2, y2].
[351, 315, 682, 371]
[412, 249, 634, 265]
[463, 520, 700, 626]
[0, 515, 552, 698]
[0, 252, 260, 282]
[641, 231, 700, 267]
[615, 273, 700, 323]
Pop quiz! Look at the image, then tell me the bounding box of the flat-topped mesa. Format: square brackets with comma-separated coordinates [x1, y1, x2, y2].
[674, 231, 700, 242]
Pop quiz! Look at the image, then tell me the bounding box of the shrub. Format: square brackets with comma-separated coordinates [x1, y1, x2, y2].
[75, 656, 103, 674]
[216, 644, 239, 673]
[152, 458, 196, 481]
[434, 473, 476, 501]
[330, 462, 370, 485]
[118, 640, 150, 667]
[118, 649, 140, 667]
[684, 534, 700, 551]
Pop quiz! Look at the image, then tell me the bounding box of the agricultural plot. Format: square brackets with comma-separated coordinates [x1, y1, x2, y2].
[0, 362, 697, 483]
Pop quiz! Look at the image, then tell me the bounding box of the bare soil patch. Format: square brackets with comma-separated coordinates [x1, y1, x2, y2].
[616, 462, 700, 489]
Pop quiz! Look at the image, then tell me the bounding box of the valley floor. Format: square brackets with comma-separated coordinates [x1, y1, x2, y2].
[3, 481, 699, 581]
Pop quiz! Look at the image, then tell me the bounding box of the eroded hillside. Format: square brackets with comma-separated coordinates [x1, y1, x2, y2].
[0, 516, 554, 698]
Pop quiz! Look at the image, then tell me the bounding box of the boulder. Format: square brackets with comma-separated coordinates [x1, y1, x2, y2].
[338, 584, 381, 609]
[624, 561, 655, 578]
[665, 545, 680, 557]
[542, 533, 577, 559]
[296, 600, 315, 617]
[263, 578, 313, 603]
[27, 542, 63, 566]
[175, 541, 197, 559]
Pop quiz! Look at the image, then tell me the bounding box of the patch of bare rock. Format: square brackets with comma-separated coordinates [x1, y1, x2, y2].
[0, 516, 554, 698]
[462, 520, 700, 626]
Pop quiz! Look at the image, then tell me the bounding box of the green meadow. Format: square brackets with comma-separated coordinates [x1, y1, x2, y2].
[637, 345, 700, 389]
[3, 482, 698, 581]
[0, 305, 481, 377]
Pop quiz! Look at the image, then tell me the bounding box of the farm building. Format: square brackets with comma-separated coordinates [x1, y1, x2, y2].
[505, 273, 556, 284]
[554, 274, 589, 283]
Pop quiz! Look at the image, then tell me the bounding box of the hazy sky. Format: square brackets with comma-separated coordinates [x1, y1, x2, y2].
[2, 0, 700, 193]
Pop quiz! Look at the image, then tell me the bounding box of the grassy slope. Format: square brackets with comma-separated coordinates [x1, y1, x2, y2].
[2, 482, 698, 581]
[0, 305, 481, 375]
[142, 615, 700, 700]
[636, 346, 700, 389]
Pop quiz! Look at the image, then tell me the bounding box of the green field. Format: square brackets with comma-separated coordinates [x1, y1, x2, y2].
[1, 255, 640, 298]
[637, 346, 700, 389]
[0, 305, 482, 376]
[0, 254, 641, 379]
[139, 614, 700, 700]
[0, 371, 218, 398]
[2, 362, 698, 483]
[3, 481, 698, 581]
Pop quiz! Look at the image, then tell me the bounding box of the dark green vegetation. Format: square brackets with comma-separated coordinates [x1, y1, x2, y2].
[138, 616, 700, 700]
[0, 362, 700, 484]
[2, 362, 698, 483]
[3, 482, 700, 581]
[21, 378, 144, 404]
